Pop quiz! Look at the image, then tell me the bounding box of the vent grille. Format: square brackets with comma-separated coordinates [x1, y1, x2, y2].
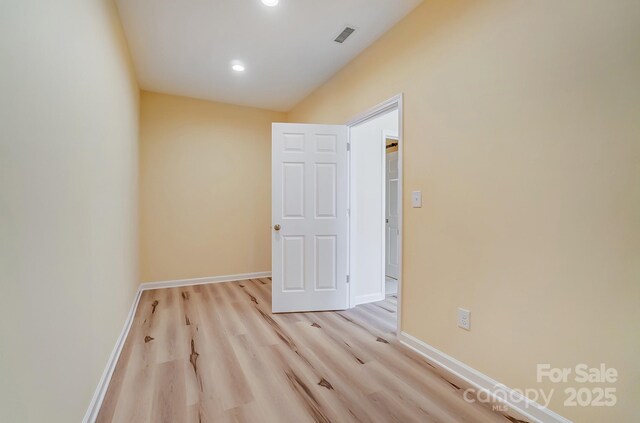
[334, 26, 356, 44]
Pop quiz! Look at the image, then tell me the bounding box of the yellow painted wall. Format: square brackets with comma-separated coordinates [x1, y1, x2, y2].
[0, 0, 139, 422]
[288, 1, 640, 421]
[139, 92, 285, 282]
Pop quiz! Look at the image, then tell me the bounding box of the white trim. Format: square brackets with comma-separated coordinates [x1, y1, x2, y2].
[346, 129, 352, 306]
[82, 271, 271, 422]
[398, 332, 572, 423]
[382, 129, 399, 282]
[345, 93, 404, 338]
[82, 289, 142, 423]
[396, 94, 403, 336]
[383, 132, 399, 141]
[346, 93, 403, 127]
[140, 271, 272, 291]
[353, 292, 385, 306]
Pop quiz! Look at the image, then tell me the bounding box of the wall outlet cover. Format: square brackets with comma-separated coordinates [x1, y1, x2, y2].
[457, 307, 470, 331]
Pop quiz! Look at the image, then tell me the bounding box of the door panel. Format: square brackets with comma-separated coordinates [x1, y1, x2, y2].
[315, 163, 337, 218]
[272, 123, 348, 312]
[282, 236, 305, 291]
[315, 235, 337, 290]
[283, 163, 305, 218]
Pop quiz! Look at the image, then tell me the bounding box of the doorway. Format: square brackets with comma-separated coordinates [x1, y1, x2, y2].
[385, 131, 400, 294]
[270, 94, 403, 334]
[347, 94, 403, 333]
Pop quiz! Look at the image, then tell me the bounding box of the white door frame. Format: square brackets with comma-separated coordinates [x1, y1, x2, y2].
[383, 131, 400, 280]
[346, 93, 403, 335]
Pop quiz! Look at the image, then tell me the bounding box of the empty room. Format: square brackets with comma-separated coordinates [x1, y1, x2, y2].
[1, 0, 638, 422]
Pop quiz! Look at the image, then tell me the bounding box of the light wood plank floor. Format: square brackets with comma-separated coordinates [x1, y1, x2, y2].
[97, 279, 529, 423]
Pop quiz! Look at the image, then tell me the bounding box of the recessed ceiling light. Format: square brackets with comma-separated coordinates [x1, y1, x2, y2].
[261, 0, 279, 7]
[231, 63, 245, 72]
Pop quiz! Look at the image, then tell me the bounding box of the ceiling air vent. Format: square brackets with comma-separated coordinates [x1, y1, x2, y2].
[334, 26, 356, 44]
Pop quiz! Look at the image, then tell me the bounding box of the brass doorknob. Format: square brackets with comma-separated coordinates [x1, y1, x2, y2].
[273, 224, 281, 231]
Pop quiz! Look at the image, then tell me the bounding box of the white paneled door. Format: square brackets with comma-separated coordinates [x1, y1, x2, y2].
[272, 123, 349, 312]
[385, 151, 400, 279]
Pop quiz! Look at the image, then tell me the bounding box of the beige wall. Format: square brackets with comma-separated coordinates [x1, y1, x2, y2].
[289, 1, 640, 421]
[139, 92, 285, 282]
[0, 0, 139, 422]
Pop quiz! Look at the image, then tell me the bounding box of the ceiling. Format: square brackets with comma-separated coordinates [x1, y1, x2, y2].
[116, 0, 422, 111]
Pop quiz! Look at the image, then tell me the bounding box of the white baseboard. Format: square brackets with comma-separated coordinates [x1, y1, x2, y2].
[398, 332, 572, 423]
[352, 292, 385, 307]
[82, 289, 142, 423]
[140, 271, 272, 291]
[82, 271, 271, 422]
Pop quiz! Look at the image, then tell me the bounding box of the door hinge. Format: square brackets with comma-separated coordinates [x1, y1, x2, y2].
[346, 275, 350, 284]
[347, 142, 351, 151]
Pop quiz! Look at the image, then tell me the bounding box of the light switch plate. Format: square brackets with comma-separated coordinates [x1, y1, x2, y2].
[412, 191, 422, 208]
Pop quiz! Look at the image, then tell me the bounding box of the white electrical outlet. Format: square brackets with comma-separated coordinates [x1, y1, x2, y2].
[457, 308, 471, 331]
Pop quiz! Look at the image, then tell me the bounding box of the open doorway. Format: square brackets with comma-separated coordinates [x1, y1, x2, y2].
[384, 131, 400, 295]
[347, 95, 402, 333]
[270, 94, 402, 335]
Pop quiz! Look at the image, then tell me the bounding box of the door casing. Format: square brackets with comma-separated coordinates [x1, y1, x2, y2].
[385, 134, 400, 280]
[346, 93, 403, 335]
